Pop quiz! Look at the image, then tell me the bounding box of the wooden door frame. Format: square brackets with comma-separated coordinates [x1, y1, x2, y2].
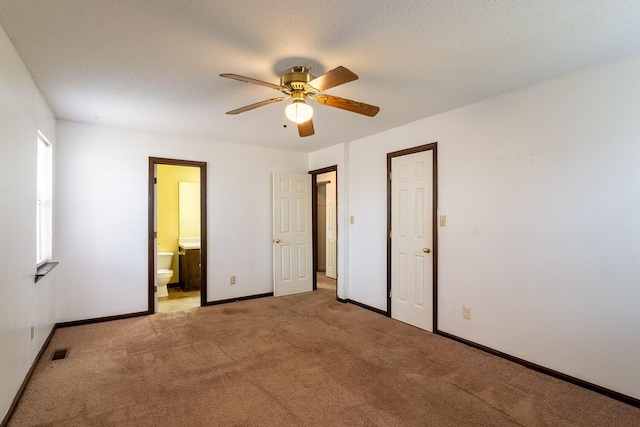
[386, 143, 438, 330]
[309, 165, 338, 294]
[148, 157, 208, 313]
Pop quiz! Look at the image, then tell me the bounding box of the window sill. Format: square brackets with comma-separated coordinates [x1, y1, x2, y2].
[35, 262, 59, 283]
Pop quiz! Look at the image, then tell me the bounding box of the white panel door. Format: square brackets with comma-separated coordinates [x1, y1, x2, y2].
[273, 172, 313, 297]
[391, 150, 433, 331]
[325, 172, 337, 279]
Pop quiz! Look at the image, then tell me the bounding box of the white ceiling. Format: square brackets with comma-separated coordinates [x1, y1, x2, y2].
[1, 1, 639, 153]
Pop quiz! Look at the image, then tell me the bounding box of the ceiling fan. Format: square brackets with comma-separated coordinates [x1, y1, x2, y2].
[220, 66, 380, 137]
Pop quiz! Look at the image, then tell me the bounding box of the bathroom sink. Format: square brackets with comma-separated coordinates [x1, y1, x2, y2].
[178, 237, 200, 250]
[179, 242, 200, 250]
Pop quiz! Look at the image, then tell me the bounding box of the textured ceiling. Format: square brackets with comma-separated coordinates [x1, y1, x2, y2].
[1, 1, 639, 152]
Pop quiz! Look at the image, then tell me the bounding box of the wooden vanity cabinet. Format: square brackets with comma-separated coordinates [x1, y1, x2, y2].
[179, 248, 201, 291]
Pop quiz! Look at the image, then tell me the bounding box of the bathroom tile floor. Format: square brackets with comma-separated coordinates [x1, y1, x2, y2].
[157, 287, 200, 313]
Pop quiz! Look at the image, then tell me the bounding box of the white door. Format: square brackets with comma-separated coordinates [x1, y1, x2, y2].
[273, 172, 313, 297]
[391, 150, 434, 331]
[325, 173, 337, 279]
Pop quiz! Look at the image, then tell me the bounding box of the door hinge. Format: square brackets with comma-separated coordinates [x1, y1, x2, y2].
[389, 171, 392, 180]
[154, 231, 157, 238]
[389, 230, 392, 239]
[154, 177, 157, 184]
[389, 289, 392, 298]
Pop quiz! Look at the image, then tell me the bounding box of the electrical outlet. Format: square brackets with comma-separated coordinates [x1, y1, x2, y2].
[440, 215, 447, 227]
[350, 215, 355, 224]
[230, 276, 236, 285]
[463, 306, 471, 320]
[30, 326, 35, 340]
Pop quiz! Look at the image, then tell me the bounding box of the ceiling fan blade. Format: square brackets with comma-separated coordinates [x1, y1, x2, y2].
[225, 97, 286, 115]
[298, 119, 315, 137]
[315, 95, 380, 117]
[308, 66, 358, 91]
[220, 73, 282, 90]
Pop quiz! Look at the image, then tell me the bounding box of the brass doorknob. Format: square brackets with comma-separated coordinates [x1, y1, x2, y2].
[423, 248, 431, 253]
[274, 239, 281, 244]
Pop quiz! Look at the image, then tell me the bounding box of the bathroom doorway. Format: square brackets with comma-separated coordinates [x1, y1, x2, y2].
[148, 157, 207, 313]
[310, 166, 337, 296]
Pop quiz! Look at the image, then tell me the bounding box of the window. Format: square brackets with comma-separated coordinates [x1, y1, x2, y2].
[36, 131, 52, 265]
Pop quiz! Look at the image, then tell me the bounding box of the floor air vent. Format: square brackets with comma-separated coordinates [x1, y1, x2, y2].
[51, 348, 69, 361]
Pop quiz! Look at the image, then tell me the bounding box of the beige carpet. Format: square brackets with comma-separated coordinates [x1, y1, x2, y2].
[9, 287, 640, 426]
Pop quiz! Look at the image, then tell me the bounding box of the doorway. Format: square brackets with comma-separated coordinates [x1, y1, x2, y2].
[387, 144, 437, 331]
[148, 157, 207, 313]
[310, 166, 338, 296]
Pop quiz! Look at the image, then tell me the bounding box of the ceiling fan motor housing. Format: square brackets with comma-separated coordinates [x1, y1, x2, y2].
[281, 66, 315, 91]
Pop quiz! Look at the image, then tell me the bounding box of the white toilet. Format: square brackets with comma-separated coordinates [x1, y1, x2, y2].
[157, 252, 174, 298]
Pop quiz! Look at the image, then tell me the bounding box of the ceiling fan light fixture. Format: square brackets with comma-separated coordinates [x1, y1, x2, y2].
[285, 100, 313, 124]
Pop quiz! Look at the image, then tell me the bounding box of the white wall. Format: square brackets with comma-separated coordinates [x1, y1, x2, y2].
[346, 54, 640, 399]
[55, 121, 307, 322]
[0, 25, 57, 421]
[309, 143, 349, 299]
